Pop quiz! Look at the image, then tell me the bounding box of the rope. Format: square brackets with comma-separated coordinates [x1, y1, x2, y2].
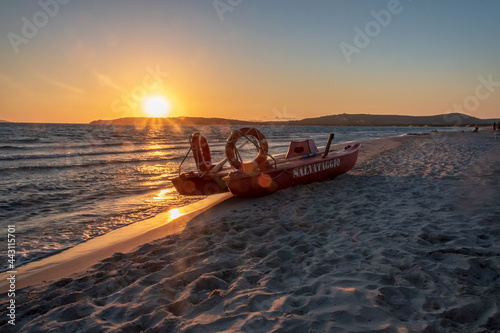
[269, 170, 286, 179]
[233, 130, 261, 150]
[235, 145, 244, 164]
[178, 146, 192, 176]
[267, 152, 277, 169]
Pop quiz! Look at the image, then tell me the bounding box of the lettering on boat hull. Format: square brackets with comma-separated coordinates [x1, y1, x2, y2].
[292, 159, 341, 178]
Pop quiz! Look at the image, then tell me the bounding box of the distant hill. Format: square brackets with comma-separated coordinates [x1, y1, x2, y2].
[0, 120, 10, 123]
[90, 113, 496, 127]
[289, 113, 495, 127]
[89, 117, 257, 127]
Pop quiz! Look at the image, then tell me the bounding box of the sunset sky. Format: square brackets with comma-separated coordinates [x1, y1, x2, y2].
[1, 0, 499, 123]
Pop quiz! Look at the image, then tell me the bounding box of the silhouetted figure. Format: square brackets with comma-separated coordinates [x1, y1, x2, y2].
[472, 124, 479, 133]
[493, 122, 497, 132]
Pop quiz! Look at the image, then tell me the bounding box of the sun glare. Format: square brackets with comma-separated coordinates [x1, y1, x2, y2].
[143, 96, 171, 117]
[169, 208, 183, 219]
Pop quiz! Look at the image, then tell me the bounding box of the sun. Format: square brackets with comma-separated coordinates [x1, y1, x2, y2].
[143, 95, 172, 117]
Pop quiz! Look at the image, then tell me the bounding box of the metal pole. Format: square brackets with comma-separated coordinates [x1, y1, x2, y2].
[323, 133, 334, 158]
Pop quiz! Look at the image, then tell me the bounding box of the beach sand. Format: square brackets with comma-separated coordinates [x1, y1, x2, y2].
[2, 130, 500, 332]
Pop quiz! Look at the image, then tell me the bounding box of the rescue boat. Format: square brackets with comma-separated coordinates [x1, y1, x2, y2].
[171, 127, 360, 197]
[223, 128, 360, 197]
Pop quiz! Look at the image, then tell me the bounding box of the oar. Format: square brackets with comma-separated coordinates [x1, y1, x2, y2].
[272, 150, 325, 165]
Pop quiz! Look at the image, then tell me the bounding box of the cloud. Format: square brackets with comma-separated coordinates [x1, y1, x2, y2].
[38, 75, 86, 95]
[92, 70, 125, 92]
[0, 73, 27, 91]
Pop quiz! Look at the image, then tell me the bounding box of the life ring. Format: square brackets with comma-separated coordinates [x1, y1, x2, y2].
[225, 127, 269, 172]
[190, 132, 213, 172]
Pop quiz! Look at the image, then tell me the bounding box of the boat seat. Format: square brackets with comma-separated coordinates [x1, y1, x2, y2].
[285, 139, 319, 158]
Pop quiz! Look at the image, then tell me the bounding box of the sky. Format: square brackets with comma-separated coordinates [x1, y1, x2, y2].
[0, 0, 499, 123]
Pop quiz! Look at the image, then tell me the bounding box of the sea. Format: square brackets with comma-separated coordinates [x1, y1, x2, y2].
[0, 122, 459, 271]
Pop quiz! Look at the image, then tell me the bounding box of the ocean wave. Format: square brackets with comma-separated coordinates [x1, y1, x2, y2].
[0, 154, 184, 172]
[3, 138, 41, 143]
[0, 145, 188, 161]
[0, 145, 28, 150]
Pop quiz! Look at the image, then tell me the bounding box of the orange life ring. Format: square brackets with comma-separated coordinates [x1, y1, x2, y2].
[225, 127, 269, 172]
[190, 132, 213, 172]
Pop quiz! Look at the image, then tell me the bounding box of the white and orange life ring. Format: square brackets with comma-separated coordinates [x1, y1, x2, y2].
[190, 132, 213, 172]
[225, 127, 269, 172]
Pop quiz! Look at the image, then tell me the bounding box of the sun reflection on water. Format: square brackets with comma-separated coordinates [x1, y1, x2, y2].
[154, 189, 172, 200]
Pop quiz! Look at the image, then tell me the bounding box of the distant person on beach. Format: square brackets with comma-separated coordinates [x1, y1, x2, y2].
[472, 125, 479, 133]
[493, 122, 497, 132]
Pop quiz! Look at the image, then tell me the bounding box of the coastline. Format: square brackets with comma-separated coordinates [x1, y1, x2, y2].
[0, 135, 402, 293]
[0, 123, 448, 272]
[2, 130, 499, 332]
[0, 193, 233, 294]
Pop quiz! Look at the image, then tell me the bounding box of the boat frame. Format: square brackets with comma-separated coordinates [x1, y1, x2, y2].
[223, 142, 360, 197]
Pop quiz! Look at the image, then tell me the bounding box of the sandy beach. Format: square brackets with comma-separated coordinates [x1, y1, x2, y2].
[2, 130, 500, 332]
